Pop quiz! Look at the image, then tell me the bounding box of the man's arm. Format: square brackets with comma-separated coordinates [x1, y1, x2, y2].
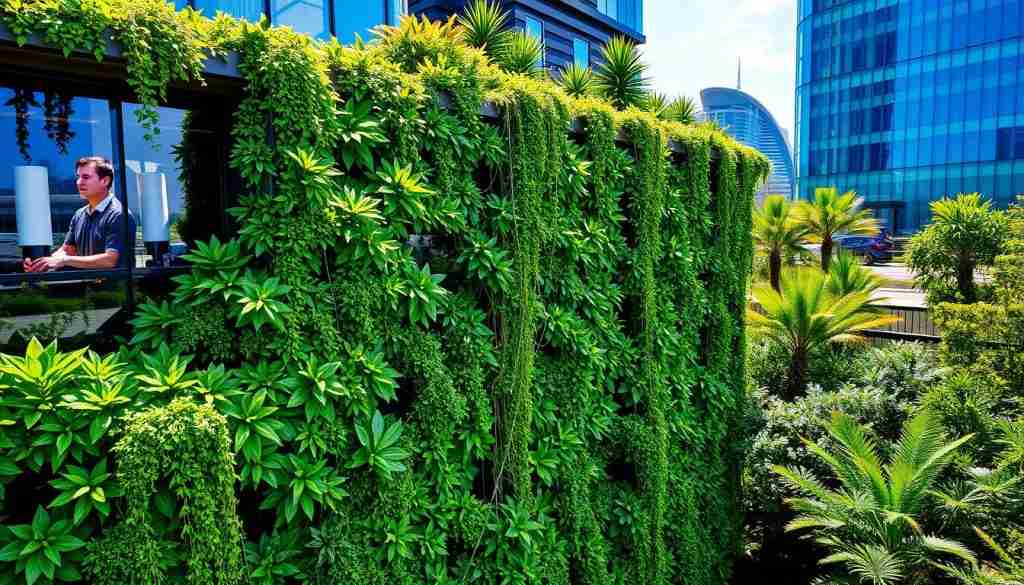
[26, 249, 119, 272]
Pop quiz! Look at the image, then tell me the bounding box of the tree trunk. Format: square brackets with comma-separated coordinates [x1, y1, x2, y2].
[820, 236, 833, 273]
[957, 255, 976, 303]
[785, 347, 808, 399]
[769, 249, 782, 291]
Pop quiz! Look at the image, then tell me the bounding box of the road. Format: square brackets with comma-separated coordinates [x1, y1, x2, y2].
[867, 263, 925, 308]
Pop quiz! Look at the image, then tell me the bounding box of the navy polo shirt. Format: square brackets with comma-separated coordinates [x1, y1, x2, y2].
[63, 194, 135, 262]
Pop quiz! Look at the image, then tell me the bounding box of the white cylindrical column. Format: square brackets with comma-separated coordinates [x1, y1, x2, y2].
[139, 172, 169, 243]
[14, 166, 54, 255]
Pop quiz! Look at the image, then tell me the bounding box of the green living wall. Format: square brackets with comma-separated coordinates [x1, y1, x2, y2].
[0, 3, 768, 584]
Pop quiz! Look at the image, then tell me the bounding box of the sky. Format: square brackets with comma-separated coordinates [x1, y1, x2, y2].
[644, 0, 797, 136]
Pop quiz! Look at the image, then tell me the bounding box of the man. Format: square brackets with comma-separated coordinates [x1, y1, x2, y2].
[24, 156, 134, 272]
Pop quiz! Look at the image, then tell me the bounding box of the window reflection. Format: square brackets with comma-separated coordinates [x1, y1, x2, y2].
[334, 0, 385, 44]
[0, 88, 123, 274]
[0, 278, 129, 353]
[122, 104, 219, 268]
[193, 0, 263, 21]
[272, 0, 329, 39]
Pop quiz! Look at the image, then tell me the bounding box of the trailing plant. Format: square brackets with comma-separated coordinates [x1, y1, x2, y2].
[0, 3, 769, 584]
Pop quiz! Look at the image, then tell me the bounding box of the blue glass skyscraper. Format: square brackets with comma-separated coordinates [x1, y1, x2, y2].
[702, 87, 796, 203]
[796, 0, 1024, 233]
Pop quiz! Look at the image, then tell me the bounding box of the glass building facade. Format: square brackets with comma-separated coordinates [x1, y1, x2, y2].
[702, 87, 796, 203]
[796, 0, 1024, 233]
[181, 0, 405, 43]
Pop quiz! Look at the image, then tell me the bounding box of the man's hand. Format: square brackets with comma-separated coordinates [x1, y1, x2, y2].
[23, 255, 65, 272]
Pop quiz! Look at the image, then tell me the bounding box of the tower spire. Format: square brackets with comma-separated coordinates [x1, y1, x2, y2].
[737, 57, 742, 90]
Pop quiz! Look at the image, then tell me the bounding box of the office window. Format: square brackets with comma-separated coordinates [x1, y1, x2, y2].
[193, 0, 263, 21]
[573, 38, 590, 67]
[0, 87, 120, 274]
[524, 16, 544, 67]
[333, 0, 387, 44]
[597, 0, 617, 20]
[272, 0, 329, 39]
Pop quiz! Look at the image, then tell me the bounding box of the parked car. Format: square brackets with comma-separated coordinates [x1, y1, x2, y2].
[834, 233, 895, 265]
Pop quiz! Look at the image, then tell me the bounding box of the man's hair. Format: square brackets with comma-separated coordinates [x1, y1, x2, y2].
[75, 156, 114, 188]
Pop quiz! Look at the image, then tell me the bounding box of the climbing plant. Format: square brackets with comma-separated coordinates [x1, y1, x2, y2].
[0, 3, 767, 584]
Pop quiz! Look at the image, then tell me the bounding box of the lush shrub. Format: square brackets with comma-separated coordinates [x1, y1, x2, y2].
[906, 193, 1008, 304]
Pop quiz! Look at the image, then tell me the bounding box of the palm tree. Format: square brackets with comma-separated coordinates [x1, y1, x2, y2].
[457, 0, 509, 58]
[906, 194, 1007, 304]
[748, 268, 899, 398]
[593, 35, 649, 109]
[796, 187, 880, 273]
[826, 249, 885, 297]
[753, 194, 810, 291]
[773, 410, 977, 585]
[557, 63, 594, 98]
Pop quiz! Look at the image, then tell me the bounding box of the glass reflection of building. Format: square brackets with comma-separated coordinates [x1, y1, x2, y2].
[701, 87, 796, 204]
[184, 0, 405, 43]
[796, 0, 1024, 233]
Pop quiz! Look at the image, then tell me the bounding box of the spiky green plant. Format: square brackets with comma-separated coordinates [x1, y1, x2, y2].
[457, 0, 509, 58]
[497, 30, 544, 76]
[826, 249, 884, 297]
[557, 63, 594, 98]
[593, 35, 649, 109]
[642, 91, 671, 119]
[748, 268, 898, 397]
[753, 194, 809, 291]
[774, 410, 978, 585]
[796, 187, 880, 273]
[664, 95, 698, 124]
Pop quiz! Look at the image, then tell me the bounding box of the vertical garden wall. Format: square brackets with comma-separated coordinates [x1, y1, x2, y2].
[0, 3, 767, 583]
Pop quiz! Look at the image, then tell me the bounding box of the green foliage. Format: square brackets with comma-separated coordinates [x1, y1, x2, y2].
[753, 194, 810, 291]
[558, 63, 595, 98]
[773, 410, 978, 585]
[594, 36, 650, 109]
[0, 4, 769, 585]
[796, 187, 880, 273]
[498, 30, 545, 76]
[825, 249, 884, 297]
[0, 506, 86, 585]
[457, 0, 509, 58]
[111, 398, 245, 584]
[907, 193, 1008, 304]
[748, 268, 899, 398]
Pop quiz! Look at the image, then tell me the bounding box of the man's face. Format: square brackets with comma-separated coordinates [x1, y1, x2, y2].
[76, 163, 109, 200]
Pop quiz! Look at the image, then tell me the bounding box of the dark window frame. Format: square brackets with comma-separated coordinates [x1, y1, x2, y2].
[0, 68, 237, 297]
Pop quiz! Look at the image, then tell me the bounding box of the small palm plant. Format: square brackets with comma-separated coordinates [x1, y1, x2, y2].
[664, 95, 698, 124]
[557, 63, 594, 98]
[826, 249, 885, 297]
[774, 410, 977, 585]
[594, 35, 649, 109]
[457, 0, 509, 58]
[753, 194, 809, 291]
[641, 91, 671, 118]
[748, 268, 899, 397]
[796, 187, 880, 272]
[497, 30, 544, 76]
